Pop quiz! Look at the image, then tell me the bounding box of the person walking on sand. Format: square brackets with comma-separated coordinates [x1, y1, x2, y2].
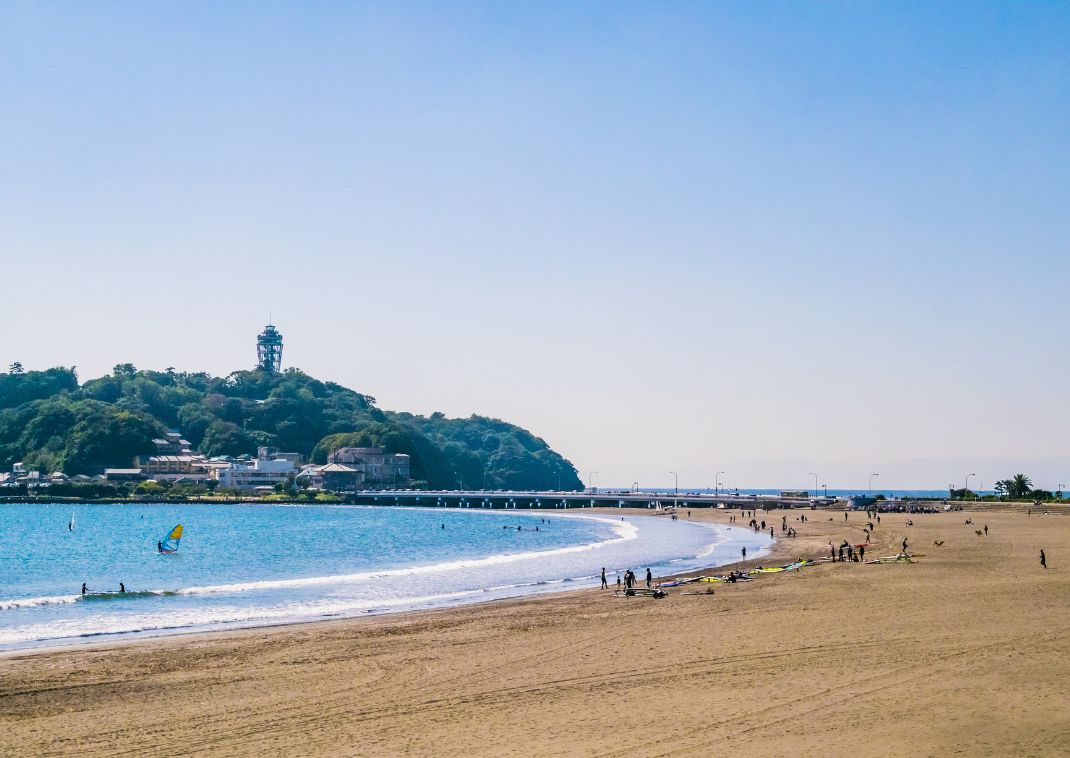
[902, 538, 908, 554]
[859, 545, 865, 562]
[601, 567, 608, 589]
[646, 568, 652, 588]
[1040, 550, 1047, 569]
[845, 512, 848, 521]
[984, 525, 988, 536]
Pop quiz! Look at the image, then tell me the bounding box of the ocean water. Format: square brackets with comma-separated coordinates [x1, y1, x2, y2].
[0, 503, 770, 649]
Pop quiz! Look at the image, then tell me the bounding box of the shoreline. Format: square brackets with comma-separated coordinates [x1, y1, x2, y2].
[0, 508, 766, 654]
[4, 507, 1068, 755]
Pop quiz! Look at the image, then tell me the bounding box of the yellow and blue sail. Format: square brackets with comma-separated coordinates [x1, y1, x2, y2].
[159, 524, 183, 553]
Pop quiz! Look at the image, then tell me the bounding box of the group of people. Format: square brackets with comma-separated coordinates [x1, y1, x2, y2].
[829, 540, 864, 563]
[80, 582, 125, 595]
[601, 566, 652, 590]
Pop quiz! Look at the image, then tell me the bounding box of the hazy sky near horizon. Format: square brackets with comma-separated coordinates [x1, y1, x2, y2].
[1, 3, 1068, 490]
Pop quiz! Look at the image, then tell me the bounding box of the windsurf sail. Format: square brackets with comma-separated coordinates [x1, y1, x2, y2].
[69, 511, 75, 531]
[158, 524, 183, 553]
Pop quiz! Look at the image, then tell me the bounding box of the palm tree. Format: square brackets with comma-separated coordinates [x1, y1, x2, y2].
[1007, 474, 1033, 500]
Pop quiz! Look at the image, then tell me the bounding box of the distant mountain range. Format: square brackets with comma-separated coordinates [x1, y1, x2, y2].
[0, 365, 583, 491]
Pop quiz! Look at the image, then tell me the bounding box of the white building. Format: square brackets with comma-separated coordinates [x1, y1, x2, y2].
[212, 457, 295, 491]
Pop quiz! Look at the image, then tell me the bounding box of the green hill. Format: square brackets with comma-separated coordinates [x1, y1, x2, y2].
[0, 365, 582, 491]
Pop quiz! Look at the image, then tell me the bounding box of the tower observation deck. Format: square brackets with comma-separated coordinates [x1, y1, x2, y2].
[256, 323, 284, 372]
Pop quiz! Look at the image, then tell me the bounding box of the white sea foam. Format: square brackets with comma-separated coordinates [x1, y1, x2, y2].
[0, 595, 80, 611]
[172, 515, 638, 597]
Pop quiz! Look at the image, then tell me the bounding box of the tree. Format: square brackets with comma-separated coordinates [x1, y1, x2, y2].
[1006, 474, 1033, 500]
[200, 420, 255, 458]
[9, 362, 24, 375]
[113, 364, 137, 377]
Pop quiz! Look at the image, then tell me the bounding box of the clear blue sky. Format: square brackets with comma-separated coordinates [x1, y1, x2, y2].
[1, 2, 1067, 489]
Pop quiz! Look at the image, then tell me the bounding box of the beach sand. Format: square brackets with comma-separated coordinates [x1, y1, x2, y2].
[2, 507, 1069, 756]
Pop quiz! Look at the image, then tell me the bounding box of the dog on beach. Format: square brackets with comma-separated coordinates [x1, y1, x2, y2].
[933, 540, 945, 547]
[975, 530, 983, 537]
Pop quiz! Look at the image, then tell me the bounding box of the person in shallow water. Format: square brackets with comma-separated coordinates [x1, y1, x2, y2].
[81, 583, 87, 595]
[119, 583, 126, 593]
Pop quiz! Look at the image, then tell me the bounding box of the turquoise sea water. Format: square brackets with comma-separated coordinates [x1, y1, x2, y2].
[0, 503, 770, 649]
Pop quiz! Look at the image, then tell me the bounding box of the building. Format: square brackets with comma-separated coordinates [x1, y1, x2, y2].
[135, 430, 211, 481]
[318, 463, 363, 492]
[212, 456, 295, 491]
[257, 447, 304, 466]
[105, 468, 144, 482]
[151, 432, 194, 455]
[326, 447, 411, 489]
[136, 455, 212, 481]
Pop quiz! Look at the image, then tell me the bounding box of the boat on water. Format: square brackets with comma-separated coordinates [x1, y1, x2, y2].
[158, 524, 183, 554]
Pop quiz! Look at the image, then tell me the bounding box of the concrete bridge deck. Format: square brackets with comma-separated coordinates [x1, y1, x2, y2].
[343, 490, 840, 510]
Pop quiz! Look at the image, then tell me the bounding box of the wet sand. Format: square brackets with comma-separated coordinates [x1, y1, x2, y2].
[2, 507, 1068, 756]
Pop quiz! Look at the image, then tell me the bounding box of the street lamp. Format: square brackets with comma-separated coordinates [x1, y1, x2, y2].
[715, 471, 725, 496]
[868, 473, 879, 496]
[808, 472, 818, 496]
[588, 471, 598, 494]
[669, 471, 678, 496]
[966, 473, 976, 497]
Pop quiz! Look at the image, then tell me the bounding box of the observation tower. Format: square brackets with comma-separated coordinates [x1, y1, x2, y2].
[256, 323, 284, 373]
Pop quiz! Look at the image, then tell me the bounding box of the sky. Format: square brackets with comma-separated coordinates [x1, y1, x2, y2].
[1, 2, 1068, 491]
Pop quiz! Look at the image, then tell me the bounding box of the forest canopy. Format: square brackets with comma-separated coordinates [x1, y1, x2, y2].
[0, 365, 582, 491]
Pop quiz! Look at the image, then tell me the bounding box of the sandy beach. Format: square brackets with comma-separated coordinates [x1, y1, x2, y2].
[2, 506, 1068, 757]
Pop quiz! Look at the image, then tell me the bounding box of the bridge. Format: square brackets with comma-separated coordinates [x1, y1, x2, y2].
[342, 490, 840, 510]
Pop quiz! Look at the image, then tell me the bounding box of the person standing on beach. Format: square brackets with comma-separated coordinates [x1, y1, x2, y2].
[984, 525, 988, 536]
[902, 538, 909, 554]
[617, 574, 622, 590]
[844, 512, 848, 521]
[859, 545, 865, 562]
[1040, 550, 1047, 569]
[646, 568, 652, 588]
[769, 527, 774, 539]
[601, 567, 608, 589]
[742, 546, 747, 559]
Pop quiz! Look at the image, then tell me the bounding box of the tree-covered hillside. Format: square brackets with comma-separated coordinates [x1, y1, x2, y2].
[0, 364, 582, 491]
